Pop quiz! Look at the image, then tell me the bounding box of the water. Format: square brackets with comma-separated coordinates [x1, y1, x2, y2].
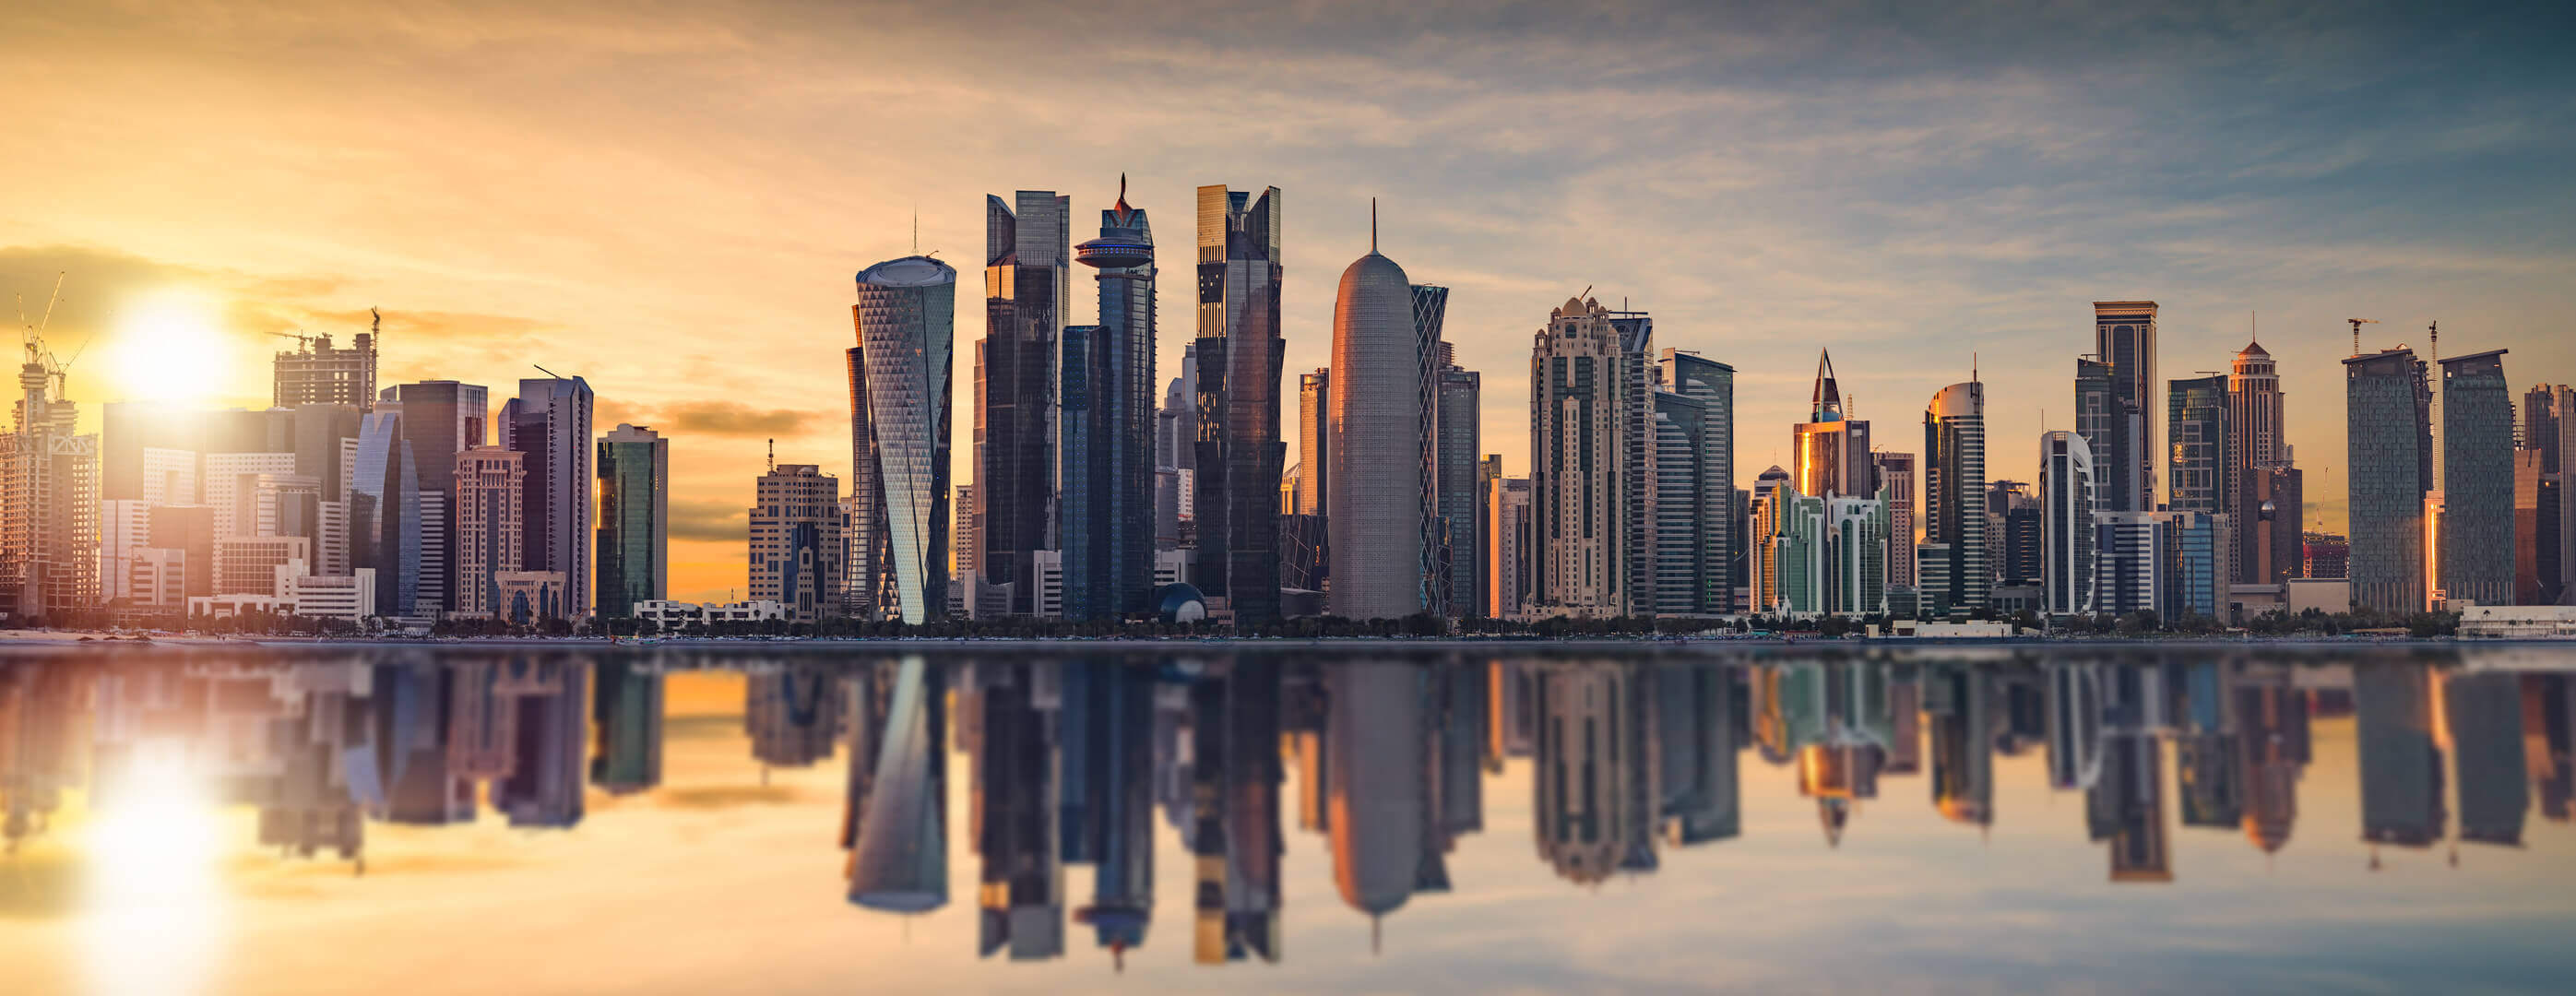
[3, 645, 2573, 994]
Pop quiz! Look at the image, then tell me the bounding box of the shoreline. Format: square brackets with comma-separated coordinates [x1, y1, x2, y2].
[6, 632, 2576, 653]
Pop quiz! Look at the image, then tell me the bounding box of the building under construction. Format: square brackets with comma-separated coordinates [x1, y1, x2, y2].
[272, 312, 379, 409]
[0, 326, 99, 621]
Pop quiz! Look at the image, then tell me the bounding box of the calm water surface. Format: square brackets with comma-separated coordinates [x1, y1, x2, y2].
[3, 646, 2573, 994]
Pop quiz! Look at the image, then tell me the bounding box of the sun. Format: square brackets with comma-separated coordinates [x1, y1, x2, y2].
[104, 288, 232, 403]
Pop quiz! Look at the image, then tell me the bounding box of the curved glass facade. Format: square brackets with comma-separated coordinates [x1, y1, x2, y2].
[855, 255, 956, 624]
[1325, 251, 1421, 621]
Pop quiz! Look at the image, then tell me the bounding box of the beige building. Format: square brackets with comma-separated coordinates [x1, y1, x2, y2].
[1527, 296, 1652, 618]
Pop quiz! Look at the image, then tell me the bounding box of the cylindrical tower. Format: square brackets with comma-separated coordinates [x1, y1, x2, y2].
[1325, 233, 1424, 621]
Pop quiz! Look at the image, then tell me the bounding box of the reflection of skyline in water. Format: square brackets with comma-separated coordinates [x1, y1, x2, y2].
[4, 648, 2575, 975]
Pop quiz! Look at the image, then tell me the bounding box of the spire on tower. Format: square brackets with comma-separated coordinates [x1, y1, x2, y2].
[1370, 197, 1378, 254]
[1810, 349, 1843, 421]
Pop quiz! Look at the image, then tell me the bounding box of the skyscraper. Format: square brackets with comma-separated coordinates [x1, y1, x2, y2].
[501, 375, 593, 617]
[453, 446, 525, 618]
[2166, 374, 2229, 516]
[2439, 349, 2513, 607]
[0, 341, 97, 620]
[2230, 340, 2303, 586]
[595, 423, 668, 618]
[1793, 350, 1872, 499]
[1436, 360, 1482, 618]
[1490, 476, 1532, 619]
[1874, 452, 1917, 590]
[1193, 184, 1286, 622]
[1061, 180, 1158, 622]
[380, 380, 487, 612]
[350, 410, 419, 619]
[852, 255, 956, 624]
[979, 191, 1070, 615]
[1663, 349, 1735, 614]
[1413, 282, 1456, 616]
[1921, 378, 1988, 619]
[751, 463, 845, 624]
[1298, 369, 1329, 516]
[1325, 221, 1423, 622]
[2345, 347, 2433, 615]
[2094, 302, 2158, 512]
[2040, 431, 2095, 617]
[1528, 295, 1652, 618]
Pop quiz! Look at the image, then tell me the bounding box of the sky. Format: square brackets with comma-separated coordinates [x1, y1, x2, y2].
[5, 0, 2572, 602]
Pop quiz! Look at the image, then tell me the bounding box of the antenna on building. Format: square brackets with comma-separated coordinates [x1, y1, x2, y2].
[534, 364, 564, 380]
[1370, 197, 1377, 254]
[767, 438, 776, 473]
[912, 204, 920, 254]
[371, 306, 381, 337]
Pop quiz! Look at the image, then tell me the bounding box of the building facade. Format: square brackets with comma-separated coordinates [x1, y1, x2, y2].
[500, 375, 593, 617]
[2093, 302, 2158, 513]
[1920, 380, 1988, 619]
[594, 423, 668, 618]
[2344, 348, 2433, 615]
[2166, 374, 2230, 516]
[1061, 183, 1159, 622]
[272, 326, 378, 410]
[1490, 476, 1532, 619]
[1193, 184, 1287, 622]
[979, 191, 1069, 615]
[1527, 296, 1653, 618]
[1298, 369, 1328, 517]
[453, 446, 524, 618]
[2438, 350, 2513, 607]
[1324, 234, 1423, 622]
[852, 255, 956, 624]
[1436, 361, 1482, 618]
[750, 464, 845, 624]
[2039, 431, 2096, 617]
[1663, 350, 1736, 614]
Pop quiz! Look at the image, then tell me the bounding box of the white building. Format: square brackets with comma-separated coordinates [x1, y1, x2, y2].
[204, 451, 298, 540]
[101, 498, 151, 603]
[286, 569, 376, 623]
[634, 599, 789, 627]
[2458, 605, 2576, 639]
[215, 536, 310, 596]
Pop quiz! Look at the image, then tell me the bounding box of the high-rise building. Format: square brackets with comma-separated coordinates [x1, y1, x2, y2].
[751, 464, 845, 624]
[852, 255, 956, 624]
[1413, 283, 1452, 616]
[979, 191, 1069, 616]
[1477, 455, 1502, 616]
[1652, 388, 1711, 616]
[1662, 350, 1735, 614]
[1061, 181, 1159, 622]
[1490, 476, 1532, 619]
[2303, 531, 2349, 579]
[1298, 369, 1328, 517]
[1793, 350, 1873, 499]
[350, 410, 419, 619]
[1193, 184, 1287, 622]
[2345, 347, 2433, 615]
[2040, 431, 2095, 616]
[2094, 302, 2158, 512]
[2514, 448, 2558, 606]
[1921, 379, 1988, 619]
[1324, 225, 1423, 622]
[453, 446, 524, 618]
[379, 380, 487, 612]
[595, 423, 668, 619]
[1875, 452, 1917, 590]
[2438, 349, 2513, 607]
[2228, 341, 2299, 584]
[501, 375, 593, 617]
[271, 323, 378, 410]
[1528, 295, 1652, 618]
[1436, 361, 1482, 619]
[0, 343, 100, 620]
[2167, 374, 2230, 516]
[2092, 511, 2164, 618]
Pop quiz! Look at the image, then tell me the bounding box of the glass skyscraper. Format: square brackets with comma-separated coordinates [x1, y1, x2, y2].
[1656, 349, 1735, 615]
[2166, 374, 2229, 515]
[1324, 230, 1422, 622]
[499, 374, 593, 616]
[853, 255, 956, 624]
[350, 409, 419, 619]
[2039, 430, 2095, 617]
[1436, 360, 1481, 619]
[2439, 349, 2513, 607]
[594, 422, 667, 618]
[1921, 379, 1987, 619]
[1061, 181, 1158, 622]
[2345, 347, 2432, 614]
[979, 192, 1070, 615]
[2093, 302, 2157, 513]
[1193, 184, 1286, 622]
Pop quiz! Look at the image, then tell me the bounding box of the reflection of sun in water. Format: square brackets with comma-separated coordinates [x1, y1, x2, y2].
[80, 741, 225, 996]
[104, 289, 231, 403]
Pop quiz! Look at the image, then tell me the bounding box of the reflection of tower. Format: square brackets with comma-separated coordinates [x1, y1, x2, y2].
[2176, 662, 2242, 831]
[1534, 662, 1659, 883]
[846, 658, 951, 912]
[747, 668, 844, 769]
[2445, 672, 2527, 847]
[2356, 664, 2445, 850]
[1656, 662, 1740, 845]
[2045, 663, 2104, 790]
[2527, 675, 2574, 822]
[589, 660, 664, 794]
[446, 658, 519, 781]
[972, 662, 1062, 959]
[1926, 667, 1993, 826]
[2092, 731, 2170, 883]
[374, 663, 473, 825]
[2233, 669, 2309, 853]
[1060, 659, 1156, 955]
[1325, 661, 1424, 945]
[491, 659, 588, 828]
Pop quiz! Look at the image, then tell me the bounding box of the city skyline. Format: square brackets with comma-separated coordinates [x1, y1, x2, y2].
[6, 3, 2573, 603]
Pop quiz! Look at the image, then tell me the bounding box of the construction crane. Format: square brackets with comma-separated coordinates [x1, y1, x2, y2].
[2346, 317, 2380, 356]
[15, 272, 71, 397]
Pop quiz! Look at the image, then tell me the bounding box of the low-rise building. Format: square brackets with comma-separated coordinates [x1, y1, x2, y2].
[2285, 578, 2352, 616]
[633, 599, 789, 627]
[2459, 605, 2576, 639]
[286, 569, 376, 623]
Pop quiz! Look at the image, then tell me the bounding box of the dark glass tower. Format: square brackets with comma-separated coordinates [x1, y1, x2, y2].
[2166, 374, 2230, 515]
[979, 191, 1070, 615]
[2093, 302, 2157, 513]
[2345, 347, 2433, 614]
[1062, 179, 1158, 621]
[853, 255, 957, 624]
[1193, 184, 1286, 622]
[2439, 349, 2514, 607]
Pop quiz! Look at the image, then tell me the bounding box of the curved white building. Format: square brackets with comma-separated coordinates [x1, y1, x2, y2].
[1325, 220, 1425, 621]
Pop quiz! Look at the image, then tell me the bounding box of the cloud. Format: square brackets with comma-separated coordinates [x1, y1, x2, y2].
[657, 400, 826, 438]
[670, 498, 746, 542]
